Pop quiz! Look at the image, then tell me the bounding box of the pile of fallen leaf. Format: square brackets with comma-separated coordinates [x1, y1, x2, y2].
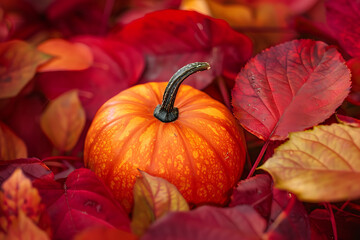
[1, 0, 360, 239]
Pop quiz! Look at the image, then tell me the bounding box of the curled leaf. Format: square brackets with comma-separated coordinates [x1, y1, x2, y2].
[232, 39, 351, 140]
[0, 40, 51, 99]
[131, 171, 189, 236]
[260, 124, 360, 202]
[37, 38, 94, 72]
[40, 90, 86, 152]
[0, 121, 27, 160]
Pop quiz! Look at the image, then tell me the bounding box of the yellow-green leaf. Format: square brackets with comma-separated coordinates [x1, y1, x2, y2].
[131, 171, 189, 236]
[40, 90, 86, 152]
[0, 40, 51, 99]
[259, 124, 360, 202]
[0, 121, 27, 160]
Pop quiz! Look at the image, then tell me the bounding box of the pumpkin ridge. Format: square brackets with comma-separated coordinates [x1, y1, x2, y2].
[146, 82, 163, 105]
[148, 121, 162, 172]
[181, 110, 241, 144]
[99, 99, 154, 113]
[172, 122, 198, 201]
[178, 120, 232, 189]
[86, 111, 149, 165]
[106, 119, 157, 186]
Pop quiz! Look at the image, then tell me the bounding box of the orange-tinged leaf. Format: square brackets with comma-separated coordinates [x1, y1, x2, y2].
[5, 211, 50, 240]
[131, 171, 189, 236]
[0, 40, 51, 99]
[0, 121, 27, 161]
[40, 90, 86, 152]
[259, 124, 360, 202]
[179, 0, 212, 15]
[37, 38, 93, 72]
[0, 169, 42, 227]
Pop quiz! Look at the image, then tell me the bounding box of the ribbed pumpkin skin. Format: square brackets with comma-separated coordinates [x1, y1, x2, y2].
[84, 82, 246, 211]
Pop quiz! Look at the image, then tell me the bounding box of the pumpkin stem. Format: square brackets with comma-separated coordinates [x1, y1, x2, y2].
[154, 62, 210, 123]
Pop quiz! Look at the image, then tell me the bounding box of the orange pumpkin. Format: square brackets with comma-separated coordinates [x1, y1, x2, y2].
[84, 62, 246, 211]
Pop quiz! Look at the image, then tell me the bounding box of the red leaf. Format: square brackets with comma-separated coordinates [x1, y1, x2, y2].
[36, 36, 144, 119]
[230, 174, 311, 239]
[0, 121, 27, 160]
[232, 39, 351, 140]
[347, 57, 360, 105]
[4, 95, 54, 159]
[229, 174, 273, 220]
[142, 205, 266, 240]
[266, 189, 310, 239]
[325, 0, 360, 57]
[310, 208, 360, 240]
[74, 226, 138, 240]
[112, 9, 252, 89]
[33, 168, 131, 239]
[0, 40, 51, 99]
[45, 0, 107, 36]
